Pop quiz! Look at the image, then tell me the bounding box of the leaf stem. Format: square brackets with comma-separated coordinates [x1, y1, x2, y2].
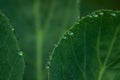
[33, 0, 44, 80]
[97, 66, 106, 80]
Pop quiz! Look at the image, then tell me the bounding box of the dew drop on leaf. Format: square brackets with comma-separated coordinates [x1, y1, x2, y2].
[111, 13, 116, 16]
[18, 51, 23, 56]
[99, 12, 104, 15]
[63, 36, 67, 39]
[46, 66, 50, 69]
[12, 27, 15, 31]
[93, 14, 98, 17]
[88, 15, 92, 18]
[45, 61, 50, 69]
[68, 31, 74, 36]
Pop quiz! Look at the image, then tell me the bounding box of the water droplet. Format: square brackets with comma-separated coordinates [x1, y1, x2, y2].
[63, 36, 67, 39]
[54, 44, 58, 47]
[18, 51, 23, 56]
[46, 66, 50, 69]
[12, 28, 15, 31]
[68, 31, 74, 36]
[111, 13, 116, 16]
[88, 15, 92, 18]
[93, 14, 98, 17]
[99, 12, 104, 15]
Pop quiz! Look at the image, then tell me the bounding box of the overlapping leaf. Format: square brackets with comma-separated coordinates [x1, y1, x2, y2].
[0, 12, 25, 80]
[49, 10, 120, 80]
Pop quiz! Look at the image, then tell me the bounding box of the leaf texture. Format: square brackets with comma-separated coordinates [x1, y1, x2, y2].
[49, 10, 120, 80]
[0, 12, 25, 80]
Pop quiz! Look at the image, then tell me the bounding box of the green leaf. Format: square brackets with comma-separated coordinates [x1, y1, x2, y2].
[49, 10, 120, 80]
[0, 12, 25, 80]
[0, 0, 79, 79]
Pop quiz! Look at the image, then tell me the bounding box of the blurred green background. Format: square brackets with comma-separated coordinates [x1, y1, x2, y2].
[0, 0, 120, 80]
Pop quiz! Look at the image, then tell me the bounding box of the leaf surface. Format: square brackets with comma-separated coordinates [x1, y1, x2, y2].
[49, 10, 120, 80]
[0, 12, 25, 80]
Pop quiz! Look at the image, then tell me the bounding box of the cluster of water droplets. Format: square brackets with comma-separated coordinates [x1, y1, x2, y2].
[45, 54, 53, 70]
[46, 55, 52, 70]
[46, 61, 50, 69]
[88, 13, 98, 18]
[88, 11, 104, 18]
[62, 31, 74, 40]
[93, 14, 98, 17]
[88, 11, 117, 18]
